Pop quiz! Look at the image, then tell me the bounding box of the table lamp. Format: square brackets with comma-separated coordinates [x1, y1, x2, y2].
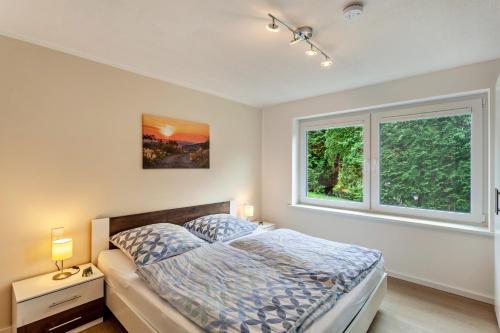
[244, 205, 254, 221]
[52, 237, 73, 280]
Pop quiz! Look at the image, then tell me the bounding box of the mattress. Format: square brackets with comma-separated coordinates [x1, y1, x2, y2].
[98, 237, 384, 333]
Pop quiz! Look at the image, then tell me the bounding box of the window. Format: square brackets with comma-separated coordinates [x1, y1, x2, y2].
[297, 95, 486, 224]
[300, 115, 370, 210]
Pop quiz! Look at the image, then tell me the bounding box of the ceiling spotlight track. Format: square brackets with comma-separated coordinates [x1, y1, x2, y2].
[267, 13, 332, 68]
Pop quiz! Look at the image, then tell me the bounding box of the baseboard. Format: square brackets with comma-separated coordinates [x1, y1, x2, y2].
[0, 326, 11, 333]
[387, 270, 494, 304]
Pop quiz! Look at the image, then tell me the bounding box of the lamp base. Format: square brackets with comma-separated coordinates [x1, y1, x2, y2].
[53, 271, 72, 280]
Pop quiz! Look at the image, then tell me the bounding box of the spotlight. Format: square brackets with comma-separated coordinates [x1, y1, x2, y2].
[305, 45, 317, 56]
[267, 13, 333, 68]
[290, 37, 301, 45]
[321, 57, 333, 67]
[290, 32, 303, 45]
[266, 18, 280, 32]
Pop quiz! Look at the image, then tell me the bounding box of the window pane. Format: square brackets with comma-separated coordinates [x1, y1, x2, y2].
[379, 114, 471, 213]
[307, 126, 364, 202]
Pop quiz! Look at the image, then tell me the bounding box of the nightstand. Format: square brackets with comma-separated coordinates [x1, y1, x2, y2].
[252, 221, 276, 231]
[12, 263, 104, 333]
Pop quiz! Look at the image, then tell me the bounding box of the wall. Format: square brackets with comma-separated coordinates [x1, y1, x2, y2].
[262, 58, 500, 303]
[0, 35, 261, 329]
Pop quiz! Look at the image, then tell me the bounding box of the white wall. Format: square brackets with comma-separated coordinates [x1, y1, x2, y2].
[0, 35, 261, 329]
[262, 58, 500, 302]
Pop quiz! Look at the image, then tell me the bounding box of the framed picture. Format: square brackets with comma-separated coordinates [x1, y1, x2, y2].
[142, 114, 209, 169]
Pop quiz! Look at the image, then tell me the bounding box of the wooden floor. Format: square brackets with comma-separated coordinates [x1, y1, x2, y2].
[367, 277, 498, 333]
[86, 277, 499, 333]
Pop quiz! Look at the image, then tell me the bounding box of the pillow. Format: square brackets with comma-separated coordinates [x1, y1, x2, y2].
[183, 214, 257, 243]
[110, 223, 206, 266]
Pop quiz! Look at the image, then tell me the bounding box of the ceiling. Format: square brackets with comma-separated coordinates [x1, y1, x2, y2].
[1, 0, 499, 107]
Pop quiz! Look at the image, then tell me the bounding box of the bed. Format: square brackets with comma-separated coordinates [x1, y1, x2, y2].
[91, 201, 387, 333]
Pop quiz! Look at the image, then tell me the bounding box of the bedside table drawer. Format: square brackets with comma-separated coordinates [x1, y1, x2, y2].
[18, 298, 104, 333]
[16, 278, 103, 327]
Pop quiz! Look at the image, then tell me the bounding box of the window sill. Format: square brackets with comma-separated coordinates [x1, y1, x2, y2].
[289, 203, 493, 237]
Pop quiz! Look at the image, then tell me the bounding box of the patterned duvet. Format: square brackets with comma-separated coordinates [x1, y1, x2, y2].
[137, 229, 382, 333]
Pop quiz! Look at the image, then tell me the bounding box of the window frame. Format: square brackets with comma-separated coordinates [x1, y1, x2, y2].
[296, 95, 487, 225]
[299, 114, 371, 210]
[371, 99, 484, 223]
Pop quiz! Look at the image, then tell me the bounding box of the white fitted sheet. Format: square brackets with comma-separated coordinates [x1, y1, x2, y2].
[99, 242, 384, 333]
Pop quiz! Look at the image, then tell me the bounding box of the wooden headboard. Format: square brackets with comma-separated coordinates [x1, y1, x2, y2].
[91, 200, 235, 264]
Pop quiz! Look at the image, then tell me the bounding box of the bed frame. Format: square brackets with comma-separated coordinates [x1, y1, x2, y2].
[91, 200, 386, 333]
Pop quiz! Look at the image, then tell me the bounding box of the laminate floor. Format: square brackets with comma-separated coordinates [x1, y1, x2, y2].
[367, 277, 498, 333]
[86, 277, 499, 333]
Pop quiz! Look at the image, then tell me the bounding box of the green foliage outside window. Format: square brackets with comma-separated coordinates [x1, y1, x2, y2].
[307, 126, 364, 202]
[306, 114, 471, 213]
[380, 115, 471, 213]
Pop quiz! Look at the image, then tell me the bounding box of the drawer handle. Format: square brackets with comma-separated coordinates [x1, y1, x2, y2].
[48, 316, 82, 331]
[48, 295, 81, 308]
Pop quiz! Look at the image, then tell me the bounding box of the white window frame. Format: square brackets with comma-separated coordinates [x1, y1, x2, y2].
[297, 95, 486, 225]
[371, 99, 484, 224]
[299, 114, 370, 210]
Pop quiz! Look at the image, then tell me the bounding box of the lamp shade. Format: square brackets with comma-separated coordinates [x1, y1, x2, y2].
[52, 238, 73, 261]
[244, 205, 254, 218]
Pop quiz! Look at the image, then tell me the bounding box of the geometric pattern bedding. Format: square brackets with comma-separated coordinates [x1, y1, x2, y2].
[109, 223, 206, 266]
[137, 229, 382, 333]
[183, 213, 257, 242]
[230, 229, 381, 299]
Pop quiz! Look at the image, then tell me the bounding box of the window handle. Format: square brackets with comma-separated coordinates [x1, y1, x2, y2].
[496, 188, 500, 215]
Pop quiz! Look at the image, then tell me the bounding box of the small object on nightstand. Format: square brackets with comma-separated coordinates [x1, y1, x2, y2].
[12, 263, 104, 333]
[82, 266, 93, 277]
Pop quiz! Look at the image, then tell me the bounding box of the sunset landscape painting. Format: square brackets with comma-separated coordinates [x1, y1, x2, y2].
[142, 114, 209, 169]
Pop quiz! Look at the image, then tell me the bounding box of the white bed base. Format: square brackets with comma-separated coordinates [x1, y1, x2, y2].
[344, 273, 386, 333]
[91, 201, 386, 333]
[106, 283, 194, 333]
[104, 273, 387, 333]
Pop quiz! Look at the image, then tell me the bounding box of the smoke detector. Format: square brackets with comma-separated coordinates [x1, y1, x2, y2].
[343, 3, 364, 20]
